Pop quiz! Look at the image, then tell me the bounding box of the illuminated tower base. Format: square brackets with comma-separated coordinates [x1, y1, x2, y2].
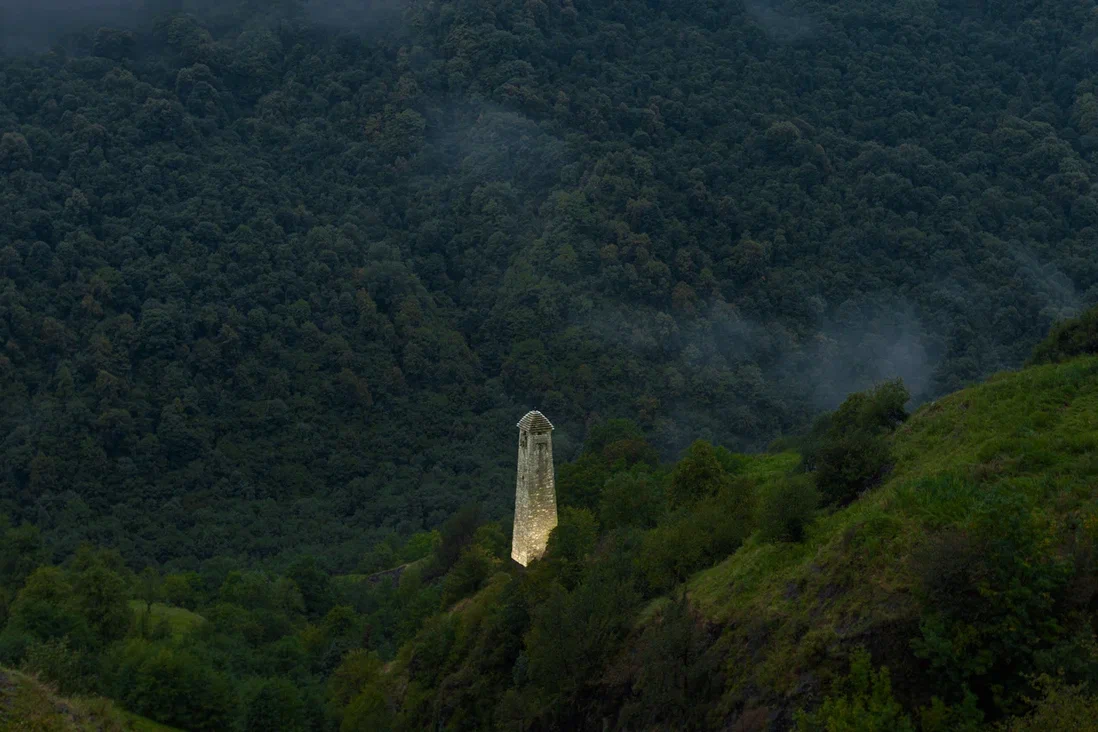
[511, 410, 557, 566]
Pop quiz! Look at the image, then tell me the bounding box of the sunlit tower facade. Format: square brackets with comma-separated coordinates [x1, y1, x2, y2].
[511, 410, 557, 566]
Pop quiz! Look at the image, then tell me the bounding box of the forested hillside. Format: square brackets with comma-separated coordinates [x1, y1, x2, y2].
[2, 0, 1097, 570]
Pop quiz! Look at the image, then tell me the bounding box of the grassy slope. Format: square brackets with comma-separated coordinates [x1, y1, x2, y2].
[0, 667, 178, 732]
[687, 356, 1098, 715]
[129, 602, 206, 641]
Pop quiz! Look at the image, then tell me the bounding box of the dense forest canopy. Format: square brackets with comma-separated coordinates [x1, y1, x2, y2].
[2, 0, 1097, 570]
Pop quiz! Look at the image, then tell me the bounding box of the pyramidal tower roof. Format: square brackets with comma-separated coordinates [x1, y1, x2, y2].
[517, 410, 554, 433]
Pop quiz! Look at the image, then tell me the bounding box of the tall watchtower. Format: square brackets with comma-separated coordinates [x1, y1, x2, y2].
[511, 410, 557, 566]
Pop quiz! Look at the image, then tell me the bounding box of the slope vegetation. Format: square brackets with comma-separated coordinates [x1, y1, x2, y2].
[0, 666, 177, 732]
[687, 355, 1098, 724]
[357, 354, 1098, 731]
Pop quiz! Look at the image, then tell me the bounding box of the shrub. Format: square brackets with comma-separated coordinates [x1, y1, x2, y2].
[669, 440, 728, 509]
[758, 475, 820, 543]
[910, 495, 1078, 716]
[599, 469, 665, 531]
[1027, 305, 1098, 366]
[244, 678, 308, 732]
[440, 546, 495, 608]
[1002, 675, 1098, 731]
[21, 637, 92, 695]
[801, 379, 909, 506]
[814, 432, 894, 506]
[636, 480, 754, 593]
[795, 648, 915, 732]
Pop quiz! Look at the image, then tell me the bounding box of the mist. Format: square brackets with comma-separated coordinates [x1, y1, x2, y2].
[1008, 244, 1082, 322]
[742, 0, 821, 44]
[302, 0, 405, 38]
[804, 307, 936, 411]
[0, 0, 408, 54]
[0, 0, 149, 52]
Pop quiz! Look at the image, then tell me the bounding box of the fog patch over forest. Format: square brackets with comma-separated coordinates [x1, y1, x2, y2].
[742, 0, 821, 44]
[302, 0, 406, 37]
[806, 305, 936, 411]
[1008, 244, 1084, 321]
[0, 0, 145, 51]
[0, 0, 405, 53]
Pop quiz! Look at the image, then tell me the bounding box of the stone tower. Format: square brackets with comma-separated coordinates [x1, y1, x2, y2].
[511, 410, 557, 567]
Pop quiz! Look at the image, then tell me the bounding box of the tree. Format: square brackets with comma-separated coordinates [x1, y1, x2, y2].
[137, 568, 163, 637]
[1003, 675, 1098, 732]
[524, 567, 638, 725]
[163, 572, 200, 610]
[440, 546, 495, 607]
[72, 562, 133, 647]
[114, 641, 237, 732]
[543, 507, 598, 589]
[8, 567, 93, 650]
[432, 504, 484, 578]
[342, 685, 393, 731]
[245, 678, 308, 732]
[0, 522, 44, 594]
[287, 556, 335, 619]
[637, 519, 706, 593]
[0, 132, 31, 171]
[669, 441, 727, 509]
[803, 380, 910, 506]
[628, 592, 720, 730]
[1027, 305, 1098, 366]
[598, 469, 664, 531]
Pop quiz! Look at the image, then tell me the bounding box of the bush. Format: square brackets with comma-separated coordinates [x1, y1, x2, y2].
[636, 480, 754, 593]
[758, 475, 820, 543]
[599, 469, 665, 531]
[795, 648, 915, 732]
[439, 546, 495, 608]
[21, 637, 91, 695]
[1027, 305, 1098, 366]
[111, 640, 238, 731]
[910, 495, 1077, 716]
[801, 379, 909, 506]
[245, 678, 308, 732]
[1002, 675, 1098, 731]
[669, 440, 728, 509]
[814, 432, 894, 506]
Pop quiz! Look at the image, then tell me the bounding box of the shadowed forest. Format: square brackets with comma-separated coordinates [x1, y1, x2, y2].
[3, 0, 1098, 728]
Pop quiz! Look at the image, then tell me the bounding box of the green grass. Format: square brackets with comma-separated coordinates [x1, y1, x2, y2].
[333, 573, 369, 584]
[0, 667, 179, 732]
[333, 557, 428, 587]
[680, 356, 1098, 698]
[129, 602, 205, 640]
[890, 357, 1098, 487]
